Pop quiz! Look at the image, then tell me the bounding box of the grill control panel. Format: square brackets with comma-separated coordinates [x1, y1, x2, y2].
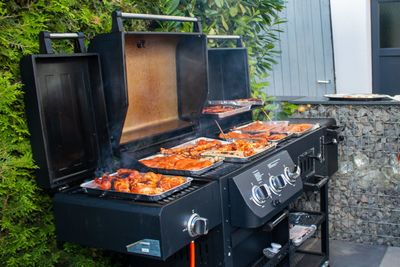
[229, 150, 303, 228]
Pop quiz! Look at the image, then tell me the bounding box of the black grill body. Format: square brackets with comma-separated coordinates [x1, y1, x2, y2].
[54, 180, 221, 260]
[229, 150, 303, 228]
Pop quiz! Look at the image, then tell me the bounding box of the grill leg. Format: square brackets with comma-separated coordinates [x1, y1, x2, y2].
[320, 181, 329, 258]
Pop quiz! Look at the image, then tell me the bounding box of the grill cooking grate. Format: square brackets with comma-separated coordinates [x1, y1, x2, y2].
[156, 184, 201, 204]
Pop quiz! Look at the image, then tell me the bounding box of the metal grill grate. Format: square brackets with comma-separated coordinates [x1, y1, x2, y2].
[156, 184, 201, 204]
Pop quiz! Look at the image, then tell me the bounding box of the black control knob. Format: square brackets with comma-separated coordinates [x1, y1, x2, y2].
[252, 185, 271, 205]
[269, 176, 285, 195]
[284, 165, 301, 184]
[187, 214, 208, 237]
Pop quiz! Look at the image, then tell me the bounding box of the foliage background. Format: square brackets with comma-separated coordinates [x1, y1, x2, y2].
[0, 0, 284, 266]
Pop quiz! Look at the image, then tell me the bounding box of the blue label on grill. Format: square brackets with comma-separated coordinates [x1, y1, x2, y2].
[126, 239, 161, 257]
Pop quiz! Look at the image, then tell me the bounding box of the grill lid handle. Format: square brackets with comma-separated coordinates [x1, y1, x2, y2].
[39, 31, 86, 54]
[207, 35, 243, 47]
[112, 11, 202, 33]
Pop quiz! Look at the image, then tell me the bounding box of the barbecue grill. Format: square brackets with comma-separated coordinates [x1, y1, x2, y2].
[21, 11, 340, 267]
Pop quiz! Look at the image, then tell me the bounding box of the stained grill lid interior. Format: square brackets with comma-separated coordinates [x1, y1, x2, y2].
[120, 34, 208, 145]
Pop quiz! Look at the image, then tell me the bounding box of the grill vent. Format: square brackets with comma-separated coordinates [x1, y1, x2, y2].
[156, 184, 201, 204]
[298, 152, 315, 176]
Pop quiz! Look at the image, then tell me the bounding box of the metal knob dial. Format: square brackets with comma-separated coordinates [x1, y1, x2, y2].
[284, 165, 301, 184]
[251, 184, 271, 205]
[187, 213, 208, 237]
[269, 175, 286, 195]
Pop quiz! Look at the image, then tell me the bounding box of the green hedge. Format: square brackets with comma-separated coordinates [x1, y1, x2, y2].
[0, 1, 283, 266]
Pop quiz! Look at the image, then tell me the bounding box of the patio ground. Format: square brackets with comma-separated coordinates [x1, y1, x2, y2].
[330, 239, 400, 267]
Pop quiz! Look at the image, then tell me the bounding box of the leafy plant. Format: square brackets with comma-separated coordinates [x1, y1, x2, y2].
[0, 0, 285, 266]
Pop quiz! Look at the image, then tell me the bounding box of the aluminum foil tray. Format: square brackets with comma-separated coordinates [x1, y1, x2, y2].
[202, 142, 277, 163]
[271, 123, 320, 137]
[268, 133, 293, 143]
[208, 99, 264, 106]
[81, 174, 193, 202]
[324, 93, 388, 101]
[161, 137, 229, 153]
[220, 133, 292, 144]
[202, 104, 252, 119]
[139, 153, 224, 176]
[234, 121, 289, 134]
[290, 225, 317, 247]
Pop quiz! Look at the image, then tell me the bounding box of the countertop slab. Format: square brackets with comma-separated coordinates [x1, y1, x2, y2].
[287, 96, 400, 105]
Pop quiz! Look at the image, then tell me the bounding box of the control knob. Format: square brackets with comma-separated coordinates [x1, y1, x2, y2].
[283, 165, 301, 185]
[269, 175, 286, 195]
[251, 184, 271, 205]
[187, 213, 208, 237]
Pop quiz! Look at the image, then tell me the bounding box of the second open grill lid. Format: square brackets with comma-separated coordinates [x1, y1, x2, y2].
[21, 32, 112, 190]
[89, 12, 208, 151]
[207, 35, 251, 100]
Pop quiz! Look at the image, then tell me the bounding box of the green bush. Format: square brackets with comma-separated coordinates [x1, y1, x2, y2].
[0, 1, 283, 266]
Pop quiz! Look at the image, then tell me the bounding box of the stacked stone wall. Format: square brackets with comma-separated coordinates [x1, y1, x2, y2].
[292, 104, 400, 246]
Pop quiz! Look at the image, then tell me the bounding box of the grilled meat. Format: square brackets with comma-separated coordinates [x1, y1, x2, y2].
[93, 169, 187, 195]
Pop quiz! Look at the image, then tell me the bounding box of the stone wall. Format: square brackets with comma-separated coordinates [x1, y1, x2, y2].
[292, 104, 400, 246]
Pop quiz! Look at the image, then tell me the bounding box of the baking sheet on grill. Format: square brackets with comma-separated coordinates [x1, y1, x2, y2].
[267, 133, 293, 143]
[202, 142, 277, 163]
[139, 153, 224, 176]
[80, 175, 193, 202]
[202, 104, 252, 119]
[161, 137, 229, 154]
[207, 99, 264, 107]
[271, 123, 320, 137]
[234, 121, 289, 134]
[220, 132, 293, 144]
[324, 93, 388, 101]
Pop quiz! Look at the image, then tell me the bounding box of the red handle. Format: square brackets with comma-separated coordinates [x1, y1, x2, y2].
[190, 240, 195, 267]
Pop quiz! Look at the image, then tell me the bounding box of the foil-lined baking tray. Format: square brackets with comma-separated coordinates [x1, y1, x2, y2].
[202, 142, 277, 163]
[161, 137, 229, 154]
[324, 93, 388, 101]
[234, 121, 289, 134]
[81, 173, 193, 202]
[271, 123, 320, 137]
[266, 133, 293, 143]
[208, 98, 264, 107]
[139, 153, 224, 176]
[202, 104, 252, 119]
[220, 132, 293, 144]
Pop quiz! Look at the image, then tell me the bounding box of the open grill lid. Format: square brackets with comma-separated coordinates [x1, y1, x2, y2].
[207, 35, 251, 100]
[89, 12, 209, 152]
[21, 32, 112, 190]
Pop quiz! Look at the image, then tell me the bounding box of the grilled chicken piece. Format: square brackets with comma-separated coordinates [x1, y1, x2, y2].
[140, 155, 214, 171]
[202, 105, 236, 114]
[93, 169, 187, 196]
[160, 139, 222, 157]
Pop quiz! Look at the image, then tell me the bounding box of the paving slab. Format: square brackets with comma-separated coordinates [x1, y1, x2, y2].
[330, 240, 387, 267]
[379, 246, 400, 267]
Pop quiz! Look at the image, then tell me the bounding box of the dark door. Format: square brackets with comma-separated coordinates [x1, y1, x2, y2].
[372, 0, 400, 95]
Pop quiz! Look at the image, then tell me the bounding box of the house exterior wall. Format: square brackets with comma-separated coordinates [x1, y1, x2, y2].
[330, 0, 373, 94]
